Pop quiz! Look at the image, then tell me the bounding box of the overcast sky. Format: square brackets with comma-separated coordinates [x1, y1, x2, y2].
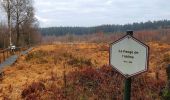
[1, 0, 170, 27]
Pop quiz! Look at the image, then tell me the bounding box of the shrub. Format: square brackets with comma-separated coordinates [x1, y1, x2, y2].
[163, 53, 170, 62]
[67, 57, 93, 68]
[26, 50, 48, 61]
[21, 82, 45, 99]
[26, 50, 49, 64]
[66, 66, 120, 99]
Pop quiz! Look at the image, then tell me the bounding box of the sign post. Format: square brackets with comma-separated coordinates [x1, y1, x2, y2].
[124, 31, 133, 100]
[110, 31, 149, 100]
[124, 77, 131, 100]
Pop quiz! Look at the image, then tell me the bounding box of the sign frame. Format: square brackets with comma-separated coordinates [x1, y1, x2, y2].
[109, 34, 149, 78]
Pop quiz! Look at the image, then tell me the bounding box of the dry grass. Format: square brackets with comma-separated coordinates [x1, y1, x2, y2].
[0, 42, 169, 99]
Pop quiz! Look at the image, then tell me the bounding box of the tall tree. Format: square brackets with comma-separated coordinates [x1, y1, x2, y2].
[12, 0, 34, 46]
[1, 0, 13, 46]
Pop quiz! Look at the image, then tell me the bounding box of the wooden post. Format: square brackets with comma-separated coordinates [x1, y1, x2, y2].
[7, 50, 8, 58]
[0, 53, 1, 63]
[3, 51, 5, 61]
[6, 50, 8, 58]
[63, 63, 67, 98]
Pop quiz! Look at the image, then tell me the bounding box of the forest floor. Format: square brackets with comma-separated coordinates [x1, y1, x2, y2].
[0, 42, 170, 100]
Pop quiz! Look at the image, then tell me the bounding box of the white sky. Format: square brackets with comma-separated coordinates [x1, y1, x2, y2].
[1, 0, 170, 27]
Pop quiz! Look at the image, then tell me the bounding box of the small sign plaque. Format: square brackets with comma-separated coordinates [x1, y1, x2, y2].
[110, 35, 149, 77]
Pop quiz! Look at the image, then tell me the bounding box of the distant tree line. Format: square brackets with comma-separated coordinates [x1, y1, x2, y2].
[40, 20, 170, 36]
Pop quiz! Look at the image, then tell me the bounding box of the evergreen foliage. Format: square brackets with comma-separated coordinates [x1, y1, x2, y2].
[40, 20, 170, 36]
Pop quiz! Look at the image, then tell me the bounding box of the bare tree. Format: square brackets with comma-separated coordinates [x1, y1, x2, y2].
[12, 0, 34, 46]
[1, 0, 41, 47]
[0, 23, 8, 48]
[20, 0, 42, 46]
[1, 0, 13, 46]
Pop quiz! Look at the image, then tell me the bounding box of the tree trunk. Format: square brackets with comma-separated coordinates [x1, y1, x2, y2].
[16, 6, 20, 46]
[7, 0, 12, 46]
[16, 22, 20, 46]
